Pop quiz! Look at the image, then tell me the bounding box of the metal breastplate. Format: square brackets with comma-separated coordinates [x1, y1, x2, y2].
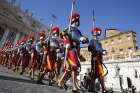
[71, 30, 81, 41]
[67, 27, 82, 45]
[49, 37, 59, 49]
[89, 39, 103, 53]
[25, 43, 32, 52]
[36, 42, 42, 53]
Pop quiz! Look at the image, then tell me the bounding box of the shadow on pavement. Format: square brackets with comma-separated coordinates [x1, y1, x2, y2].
[0, 75, 38, 85]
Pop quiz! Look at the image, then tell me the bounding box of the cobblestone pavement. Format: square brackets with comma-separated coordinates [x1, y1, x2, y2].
[0, 65, 120, 93]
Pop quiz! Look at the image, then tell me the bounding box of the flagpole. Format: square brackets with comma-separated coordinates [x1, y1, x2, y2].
[68, 1, 75, 32]
[92, 18, 95, 30]
[92, 9, 97, 40]
[64, 1, 75, 68]
[92, 9, 95, 30]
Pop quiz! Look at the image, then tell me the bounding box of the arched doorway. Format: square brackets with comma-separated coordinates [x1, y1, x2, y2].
[0, 26, 5, 41]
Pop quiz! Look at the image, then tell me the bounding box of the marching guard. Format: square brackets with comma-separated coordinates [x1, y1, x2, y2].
[88, 27, 107, 93]
[26, 33, 38, 80]
[37, 26, 63, 85]
[49, 26, 64, 82]
[18, 36, 30, 75]
[58, 12, 88, 92]
[12, 44, 20, 72]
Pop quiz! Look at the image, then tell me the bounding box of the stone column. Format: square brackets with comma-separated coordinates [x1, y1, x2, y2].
[0, 28, 10, 47]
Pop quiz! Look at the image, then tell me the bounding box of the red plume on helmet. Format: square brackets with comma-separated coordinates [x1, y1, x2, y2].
[6, 42, 11, 49]
[20, 36, 27, 45]
[39, 31, 46, 40]
[28, 32, 34, 41]
[10, 43, 14, 48]
[51, 26, 60, 34]
[91, 27, 102, 36]
[70, 12, 80, 23]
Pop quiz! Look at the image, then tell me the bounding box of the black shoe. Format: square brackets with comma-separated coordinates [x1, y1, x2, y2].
[63, 83, 68, 90]
[88, 90, 96, 92]
[48, 82, 52, 86]
[20, 72, 23, 75]
[13, 69, 16, 72]
[72, 90, 80, 93]
[37, 80, 44, 85]
[30, 77, 34, 80]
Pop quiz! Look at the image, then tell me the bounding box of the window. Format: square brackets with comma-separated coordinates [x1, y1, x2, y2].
[136, 46, 139, 50]
[126, 35, 130, 37]
[119, 49, 123, 54]
[133, 33, 136, 38]
[111, 39, 114, 44]
[115, 64, 120, 77]
[128, 47, 132, 50]
[135, 69, 138, 78]
[134, 37, 137, 42]
[119, 49, 123, 51]
[127, 35, 131, 40]
[111, 48, 115, 53]
[118, 38, 122, 42]
[105, 41, 108, 43]
[105, 41, 108, 45]
[128, 47, 133, 53]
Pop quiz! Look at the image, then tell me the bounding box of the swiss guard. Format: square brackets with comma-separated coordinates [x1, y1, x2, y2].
[26, 32, 38, 80]
[36, 31, 46, 70]
[49, 26, 64, 82]
[18, 36, 30, 75]
[58, 12, 88, 92]
[88, 27, 107, 93]
[37, 26, 64, 85]
[12, 40, 21, 72]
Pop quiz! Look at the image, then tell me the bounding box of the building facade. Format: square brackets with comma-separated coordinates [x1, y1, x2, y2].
[0, 0, 48, 48]
[80, 47, 91, 62]
[101, 29, 138, 61]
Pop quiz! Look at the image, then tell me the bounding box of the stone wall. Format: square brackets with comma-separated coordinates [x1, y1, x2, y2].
[79, 58, 140, 92]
